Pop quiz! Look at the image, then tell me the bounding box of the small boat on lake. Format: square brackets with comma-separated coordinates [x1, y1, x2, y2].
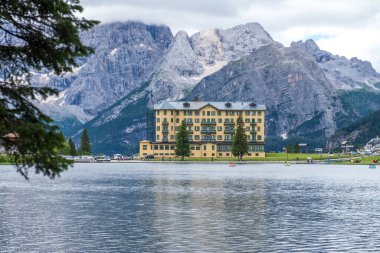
[369, 164, 377, 169]
[229, 162, 236, 167]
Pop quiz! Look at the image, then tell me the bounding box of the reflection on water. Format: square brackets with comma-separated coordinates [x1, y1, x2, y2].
[1, 163, 380, 252]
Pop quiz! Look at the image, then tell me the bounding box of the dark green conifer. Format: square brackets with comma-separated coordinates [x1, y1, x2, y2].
[232, 115, 248, 161]
[0, 0, 98, 178]
[79, 129, 92, 155]
[175, 121, 191, 161]
[68, 138, 77, 156]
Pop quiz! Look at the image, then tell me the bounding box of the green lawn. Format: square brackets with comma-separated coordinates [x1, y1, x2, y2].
[0, 155, 11, 164]
[334, 155, 380, 165]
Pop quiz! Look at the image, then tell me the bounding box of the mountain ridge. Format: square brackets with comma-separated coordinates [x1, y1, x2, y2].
[32, 21, 380, 153]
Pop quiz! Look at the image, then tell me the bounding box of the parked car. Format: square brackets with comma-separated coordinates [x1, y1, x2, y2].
[112, 154, 123, 160]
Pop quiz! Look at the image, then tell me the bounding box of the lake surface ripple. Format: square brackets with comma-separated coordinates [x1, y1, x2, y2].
[1, 163, 380, 252]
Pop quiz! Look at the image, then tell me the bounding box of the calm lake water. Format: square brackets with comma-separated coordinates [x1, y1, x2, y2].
[1, 163, 380, 252]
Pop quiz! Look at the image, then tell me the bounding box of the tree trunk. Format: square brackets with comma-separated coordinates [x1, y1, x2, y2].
[181, 156, 184, 161]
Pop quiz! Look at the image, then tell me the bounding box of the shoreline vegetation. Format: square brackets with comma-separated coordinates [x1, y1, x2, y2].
[1, 153, 379, 165]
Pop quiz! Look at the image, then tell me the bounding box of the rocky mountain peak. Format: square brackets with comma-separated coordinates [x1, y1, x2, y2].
[291, 39, 320, 55]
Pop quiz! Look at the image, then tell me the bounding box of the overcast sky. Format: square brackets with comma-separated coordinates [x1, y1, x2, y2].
[81, 0, 380, 71]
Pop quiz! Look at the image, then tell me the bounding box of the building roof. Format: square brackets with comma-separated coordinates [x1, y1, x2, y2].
[367, 137, 380, 145]
[154, 101, 266, 111]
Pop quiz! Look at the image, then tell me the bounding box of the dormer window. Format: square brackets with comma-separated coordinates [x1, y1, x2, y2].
[249, 102, 256, 107]
[183, 102, 190, 108]
[225, 102, 231, 108]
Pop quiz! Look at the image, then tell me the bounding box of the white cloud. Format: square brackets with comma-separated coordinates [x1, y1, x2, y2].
[81, 0, 380, 71]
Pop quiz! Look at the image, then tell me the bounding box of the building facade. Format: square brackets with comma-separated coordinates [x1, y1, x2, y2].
[139, 101, 266, 158]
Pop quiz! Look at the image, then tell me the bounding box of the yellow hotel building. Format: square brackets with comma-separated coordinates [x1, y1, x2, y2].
[139, 101, 266, 158]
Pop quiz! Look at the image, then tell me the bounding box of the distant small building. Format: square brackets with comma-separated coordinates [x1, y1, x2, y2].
[364, 137, 380, 154]
[341, 141, 354, 153]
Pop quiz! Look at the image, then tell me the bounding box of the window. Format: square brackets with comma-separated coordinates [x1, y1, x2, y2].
[142, 145, 147, 150]
[207, 111, 210, 116]
[218, 135, 222, 140]
[191, 146, 195, 150]
[195, 126, 199, 131]
[163, 118, 167, 122]
[171, 118, 173, 123]
[202, 111, 205, 116]
[203, 153, 207, 156]
[258, 118, 262, 123]
[246, 135, 250, 140]
[258, 135, 262, 141]
[156, 118, 160, 123]
[203, 145, 206, 150]
[184, 111, 187, 116]
[171, 110, 173, 115]
[211, 111, 215, 116]
[256, 153, 259, 156]
[212, 153, 215, 156]
[195, 135, 200, 140]
[252, 111, 256, 116]
[237, 111, 241, 116]
[196, 146, 200, 150]
[175, 126, 179, 131]
[245, 111, 250, 116]
[218, 118, 222, 123]
[170, 135, 174, 140]
[156, 135, 160, 141]
[246, 127, 250, 131]
[195, 111, 199, 116]
[218, 111, 221, 116]
[160, 145, 164, 150]
[225, 135, 230, 140]
[258, 111, 262, 116]
[212, 145, 215, 150]
[157, 126, 160, 131]
[195, 118, 199, 123]
[230, 111, 235, 116]
[258, 126, 261, 131]
[171, 145, 175, 150]
[218, 126, 222, 131]
[176, 111, 179, 116]
[188, 111, 192, 116]
[176, 118, 179, 123]
[154, 145, 158, 150]
[164, 110, 167, 115]
[226, 153, 230, 156]
[219, 153, 222, 156]
[245, 118, 250, 123]
[171, 126, 174, 131]
[165, 145, 169, 150]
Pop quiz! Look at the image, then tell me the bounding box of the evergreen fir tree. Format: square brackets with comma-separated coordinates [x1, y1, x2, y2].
[286, 144, 293, 154]
[79, 128, 92, 155]
[232, 115, 248, 161]
[294, 142, 301, 154]
[0, 0, 98, 178]
[68, 138, 77, 156]
[175, 121, 191, 161]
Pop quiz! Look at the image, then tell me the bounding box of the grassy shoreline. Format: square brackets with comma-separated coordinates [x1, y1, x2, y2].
[1, 153, 378, 165]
